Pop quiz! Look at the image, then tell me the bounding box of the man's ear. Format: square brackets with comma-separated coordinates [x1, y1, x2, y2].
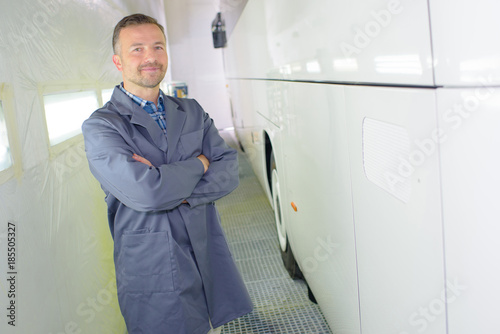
[112, 54, 123, 71]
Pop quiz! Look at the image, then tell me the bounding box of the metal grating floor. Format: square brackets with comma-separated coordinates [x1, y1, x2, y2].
[216, 131, 332, 334]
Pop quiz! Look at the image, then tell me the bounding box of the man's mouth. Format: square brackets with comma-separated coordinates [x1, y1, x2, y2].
[140, 67, 160, 72]
[139, 63, 162, 72]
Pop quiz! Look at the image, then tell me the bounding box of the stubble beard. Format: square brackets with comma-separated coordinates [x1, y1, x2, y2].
[128, 63, 166, 89]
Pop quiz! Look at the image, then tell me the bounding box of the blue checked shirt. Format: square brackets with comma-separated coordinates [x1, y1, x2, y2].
[119, 83, 167, 137]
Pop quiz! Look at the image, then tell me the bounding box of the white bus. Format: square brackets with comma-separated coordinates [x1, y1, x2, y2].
[221, 0, 500, 333]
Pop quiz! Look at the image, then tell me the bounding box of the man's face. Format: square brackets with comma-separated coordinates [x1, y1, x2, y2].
[113, 23, 168, 91]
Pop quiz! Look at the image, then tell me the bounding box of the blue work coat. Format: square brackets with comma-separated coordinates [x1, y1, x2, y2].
[82, 86, 252, 334]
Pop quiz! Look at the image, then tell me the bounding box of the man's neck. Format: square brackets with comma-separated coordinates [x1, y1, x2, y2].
[123, 82, 160, 105]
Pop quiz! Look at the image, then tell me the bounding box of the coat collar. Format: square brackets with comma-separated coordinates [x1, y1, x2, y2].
[110, 86, 186, 157]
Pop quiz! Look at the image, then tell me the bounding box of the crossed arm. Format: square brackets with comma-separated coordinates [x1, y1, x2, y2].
[132, 153, 210, 173]
[83, 107, 238, 212]
[132, 153, 210, 204]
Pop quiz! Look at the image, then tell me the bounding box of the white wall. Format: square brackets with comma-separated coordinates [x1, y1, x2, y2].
[165, 0, 233, 129]
[0, 1, 167, 333]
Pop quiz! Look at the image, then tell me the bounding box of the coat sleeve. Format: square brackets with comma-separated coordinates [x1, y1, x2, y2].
[82, 116, 205, 212]
[184, 106, 239, 208]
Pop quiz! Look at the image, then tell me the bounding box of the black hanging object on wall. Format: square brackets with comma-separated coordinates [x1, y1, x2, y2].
[212, 12, 227, 48]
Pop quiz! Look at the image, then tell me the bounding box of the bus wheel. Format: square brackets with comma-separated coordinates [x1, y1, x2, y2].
[271, 153, 303, 279]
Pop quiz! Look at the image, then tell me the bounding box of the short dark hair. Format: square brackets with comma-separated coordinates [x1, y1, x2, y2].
[112, 14, 166, 55]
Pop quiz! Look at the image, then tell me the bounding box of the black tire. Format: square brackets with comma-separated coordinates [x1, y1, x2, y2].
[281, 240, 304, 280]
[307, 283, 317, 304]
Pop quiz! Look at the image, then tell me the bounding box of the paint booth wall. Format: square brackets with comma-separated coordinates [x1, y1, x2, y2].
[0, 1, 166, 333]
[165, 0, 233, 129]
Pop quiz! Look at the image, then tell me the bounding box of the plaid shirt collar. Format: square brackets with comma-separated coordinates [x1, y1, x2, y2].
[119, 83, 167, 136]
[119, 83, 164, 110]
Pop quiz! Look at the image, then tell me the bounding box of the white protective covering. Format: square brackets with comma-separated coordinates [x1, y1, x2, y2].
[0, 1, 168, 333]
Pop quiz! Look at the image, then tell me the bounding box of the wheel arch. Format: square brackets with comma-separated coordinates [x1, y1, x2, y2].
[264, 130, 273, 195]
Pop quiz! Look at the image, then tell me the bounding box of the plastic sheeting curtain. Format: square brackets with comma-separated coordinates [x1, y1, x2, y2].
[0, 1, 166, 333]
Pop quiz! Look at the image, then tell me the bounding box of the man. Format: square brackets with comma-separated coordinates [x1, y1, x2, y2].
[82, 14, 252, 334]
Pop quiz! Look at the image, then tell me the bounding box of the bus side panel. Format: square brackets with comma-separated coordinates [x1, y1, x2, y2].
[223, 0, 273, 80]
[225, 0, 434, 86]
[437, 88, 500, 334]
[264, 0, 434, 85]
[249, 79, 286, 202]
[429, 0, 500, 86]
[229, 79, 270, 195]
[281, 82, 361, 334]
[344, 86, 446, 334]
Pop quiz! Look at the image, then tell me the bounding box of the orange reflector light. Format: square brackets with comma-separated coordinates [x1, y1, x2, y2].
[291, 202, 298, 212]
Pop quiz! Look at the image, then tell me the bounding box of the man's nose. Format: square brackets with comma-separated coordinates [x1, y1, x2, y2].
[143, 47, 156, 63]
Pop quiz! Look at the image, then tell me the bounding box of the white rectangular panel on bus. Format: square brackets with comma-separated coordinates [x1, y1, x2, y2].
[344, 86, 445, 334]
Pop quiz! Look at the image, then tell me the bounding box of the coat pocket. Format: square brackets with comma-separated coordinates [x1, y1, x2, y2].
[117, 231, 175, 293]
[178, 129, 203, 158]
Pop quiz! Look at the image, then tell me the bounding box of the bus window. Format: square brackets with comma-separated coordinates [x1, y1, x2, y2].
[0, 101, 12, 172]
[43, 90, 98, 146]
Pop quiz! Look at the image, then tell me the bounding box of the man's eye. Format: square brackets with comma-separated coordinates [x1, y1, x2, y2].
[155, 46, 164, 50]
[133, 48, 142, 52]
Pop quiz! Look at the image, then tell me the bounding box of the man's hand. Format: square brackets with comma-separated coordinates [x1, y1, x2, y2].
[197, 154, 210, 173]
[132, 153, 153, 167]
